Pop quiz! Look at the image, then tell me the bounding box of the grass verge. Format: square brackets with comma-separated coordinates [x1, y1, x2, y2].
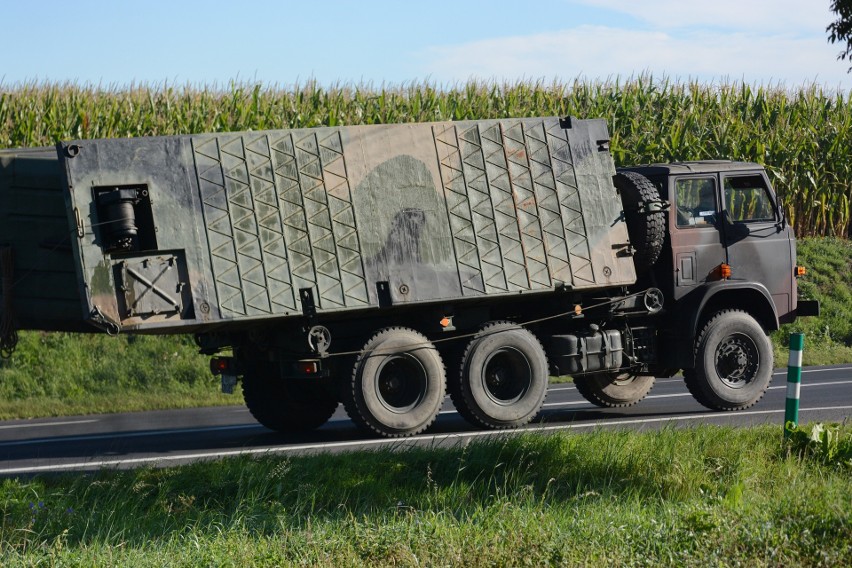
[773, 237, 852, 366]
[0, 425, 849, 566]
[0, 333, 236, 420]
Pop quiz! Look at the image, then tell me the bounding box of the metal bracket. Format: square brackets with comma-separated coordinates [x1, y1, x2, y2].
[307, 325, 331, 356]
[299, 288, 317, 318]
[614, 243, 635, 258]
[90, 305, 121, 335]
[220, 374, 237, 394]
[636, 200, 670, 215]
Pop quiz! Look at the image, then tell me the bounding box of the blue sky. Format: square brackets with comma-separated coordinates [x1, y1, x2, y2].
[2, 0, 848, 89]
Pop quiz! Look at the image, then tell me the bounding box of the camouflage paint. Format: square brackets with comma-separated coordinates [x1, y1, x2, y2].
[9, 117, 634, 333]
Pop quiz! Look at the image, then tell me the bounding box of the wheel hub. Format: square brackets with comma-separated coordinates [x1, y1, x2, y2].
[375, 355, 427, 413]
[486, 368, 506, 388]
[482, 347, 531, 405]
[715, 333, 758, 388]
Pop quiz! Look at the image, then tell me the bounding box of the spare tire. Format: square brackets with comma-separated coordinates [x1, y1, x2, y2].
[614, 171, 665, 272]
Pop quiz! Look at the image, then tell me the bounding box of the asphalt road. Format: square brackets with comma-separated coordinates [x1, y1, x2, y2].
[1, 365, 850, 476]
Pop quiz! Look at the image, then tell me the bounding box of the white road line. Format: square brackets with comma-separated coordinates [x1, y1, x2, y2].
[0, 419, 98, 431]
[543, 380, 852, 407]
[775, 366, 852, 376]
[769, 380, 852, 389]
[3, 367, 849, 434]
[2, 405, 849, 475]
[634, 393, 692, 400]
[550, 367, 852, 392]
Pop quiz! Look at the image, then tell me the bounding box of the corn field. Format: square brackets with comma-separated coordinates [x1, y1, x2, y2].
[0, 78, 849, 237]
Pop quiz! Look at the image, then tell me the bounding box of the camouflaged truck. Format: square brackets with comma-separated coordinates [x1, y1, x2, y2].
[0, 117, 818, 437]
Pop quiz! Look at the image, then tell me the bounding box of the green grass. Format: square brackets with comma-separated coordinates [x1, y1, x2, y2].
[773, 237, 852, 366]
[0, 333, 236, 420]
[0, 425, 849, 566]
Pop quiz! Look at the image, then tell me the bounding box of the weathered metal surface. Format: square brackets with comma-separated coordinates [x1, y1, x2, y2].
[115, 254, 191, 319]
[2, 117, 635, 333]
[0, 148, 87, 331]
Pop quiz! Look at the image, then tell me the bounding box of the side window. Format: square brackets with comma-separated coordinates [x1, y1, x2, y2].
[723, 175, 775, 222]
[675, 177, 717, 227]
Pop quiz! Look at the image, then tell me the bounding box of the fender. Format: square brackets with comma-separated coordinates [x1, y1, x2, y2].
[682, 280, 779, 335]
[665, 281, 779, 368]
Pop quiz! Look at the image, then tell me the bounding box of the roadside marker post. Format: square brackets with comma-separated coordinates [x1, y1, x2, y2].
[784, 333, 804, 438]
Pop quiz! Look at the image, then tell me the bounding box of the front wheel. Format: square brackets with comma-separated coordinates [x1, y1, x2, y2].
[684, 310, 773, 410]
[574, 372, 655, 408]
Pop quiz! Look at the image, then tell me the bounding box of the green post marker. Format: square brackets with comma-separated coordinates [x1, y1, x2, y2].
[784, 333, 804, 437]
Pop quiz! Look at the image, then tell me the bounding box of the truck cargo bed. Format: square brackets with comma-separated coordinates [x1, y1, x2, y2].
[1, 117, 635, 334]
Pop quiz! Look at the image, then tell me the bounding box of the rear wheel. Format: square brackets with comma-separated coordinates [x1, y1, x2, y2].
[574, 372, 655, 408]
[242, 368, 338, 432]
[450, 322, 548, 429]
[684, 310, 773, 410]
[343, 327, 445, 437]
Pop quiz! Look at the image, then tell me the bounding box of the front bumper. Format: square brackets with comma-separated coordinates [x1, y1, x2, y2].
[796, 300, 820, 317]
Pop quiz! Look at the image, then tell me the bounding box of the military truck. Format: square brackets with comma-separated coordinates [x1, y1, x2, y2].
[0, 117, 818, 437]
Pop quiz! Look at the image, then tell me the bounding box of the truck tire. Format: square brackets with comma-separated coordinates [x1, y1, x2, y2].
[450, 322, 548, 429]
[242, 371, 339, 432]
[684, 310, 773, 410]
[573, 372, 655, 407]
[614, 171, 665, 271]
[343, 327, 445, 437]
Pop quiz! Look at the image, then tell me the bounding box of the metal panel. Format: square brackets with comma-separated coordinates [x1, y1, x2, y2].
[115, 254, 189, 318]
[192, 130, 369, 318]
[56, 117, 635, 333]
[0, 148, 85, 331]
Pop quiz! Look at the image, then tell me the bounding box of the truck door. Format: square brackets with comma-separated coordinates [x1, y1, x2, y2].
[720, 171, 794, 318]
[670, 175, 727, 300]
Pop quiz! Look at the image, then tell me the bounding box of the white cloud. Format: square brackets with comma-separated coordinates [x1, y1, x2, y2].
[574, 0, 831, 33]
[419, 24, 851, 88]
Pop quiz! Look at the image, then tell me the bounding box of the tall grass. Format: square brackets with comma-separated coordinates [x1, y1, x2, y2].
[1, 78, 850, 236]
[0, 332, 231, 419]
[776, 237, 852, 364]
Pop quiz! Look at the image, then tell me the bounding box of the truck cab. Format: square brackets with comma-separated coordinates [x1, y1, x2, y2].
[617, 161, 818, 402]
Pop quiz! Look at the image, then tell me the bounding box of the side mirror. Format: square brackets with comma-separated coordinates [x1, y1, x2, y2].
[776, 203, 787, 230]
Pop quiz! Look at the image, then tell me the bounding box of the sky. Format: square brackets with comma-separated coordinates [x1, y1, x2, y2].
[1, 0, 848, 90]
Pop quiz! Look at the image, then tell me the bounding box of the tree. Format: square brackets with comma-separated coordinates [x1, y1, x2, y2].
[827, 0, 852, 72]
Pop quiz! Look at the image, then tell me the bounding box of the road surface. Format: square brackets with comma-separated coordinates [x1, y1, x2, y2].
[1, 365, 850, 475]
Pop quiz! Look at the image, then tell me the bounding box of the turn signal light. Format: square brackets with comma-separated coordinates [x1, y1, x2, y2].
[439, 315, 456, 331]
[295, 361, 319, 375]
[209, 357, 232, 375]
[719, 263, 732, 279]
[795, 266, 807, 277]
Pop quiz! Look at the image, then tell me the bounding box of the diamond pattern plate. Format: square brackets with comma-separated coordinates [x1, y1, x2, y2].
[544, 121, 595, 284]
[433, 118, 590, 294]
[192, 130, 368, 318]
